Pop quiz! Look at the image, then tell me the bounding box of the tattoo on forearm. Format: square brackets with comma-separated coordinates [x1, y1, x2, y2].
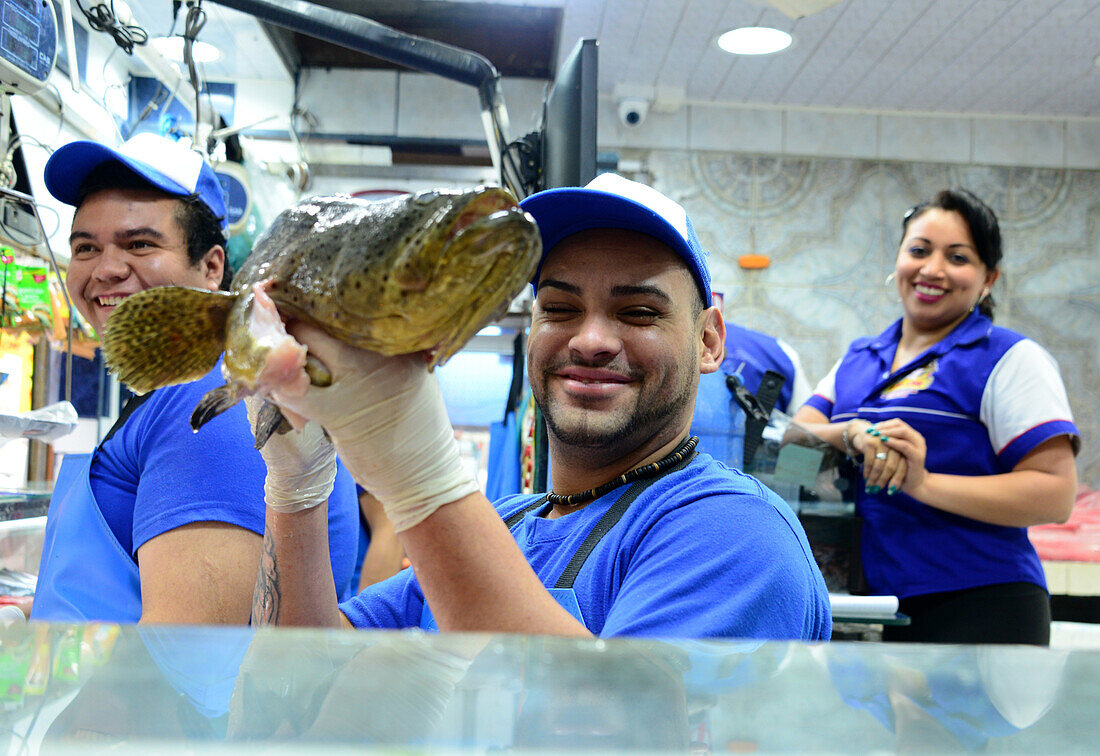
[252, 532, 281, 625]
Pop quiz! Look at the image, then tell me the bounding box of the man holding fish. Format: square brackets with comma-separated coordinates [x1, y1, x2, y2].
[248, 173, 830, 640]
[31, 134, 363, 625]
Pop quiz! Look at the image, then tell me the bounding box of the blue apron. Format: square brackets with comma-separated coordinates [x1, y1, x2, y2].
[32, 452, 143, 622]
[32, 394, 153, 623]
[691, 370, 746, 468]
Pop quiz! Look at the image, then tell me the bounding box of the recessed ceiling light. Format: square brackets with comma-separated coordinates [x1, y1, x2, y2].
[150, 36, 222, 64]
[717, 26, 793, 55]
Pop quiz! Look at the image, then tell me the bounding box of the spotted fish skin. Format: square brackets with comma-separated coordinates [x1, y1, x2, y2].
[101, 186, 541, 441]
[227, 187, 538, 369]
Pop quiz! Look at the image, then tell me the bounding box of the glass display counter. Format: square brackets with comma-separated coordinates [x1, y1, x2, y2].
[0, 485, 50, 523]
[0, 621, 1095, 753]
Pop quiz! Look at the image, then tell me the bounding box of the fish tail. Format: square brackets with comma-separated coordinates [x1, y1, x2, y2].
[251, 399, 291, 449]
[101, 287, 235, 394]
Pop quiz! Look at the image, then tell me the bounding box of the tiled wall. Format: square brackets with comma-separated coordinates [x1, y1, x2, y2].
[637, 151, 1100, 488]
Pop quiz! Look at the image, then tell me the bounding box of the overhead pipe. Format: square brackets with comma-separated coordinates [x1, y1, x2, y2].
[207, 0, 518, 196]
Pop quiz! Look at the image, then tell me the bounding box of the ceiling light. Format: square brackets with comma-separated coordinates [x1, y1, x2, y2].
[150, 36, 222, 64]
[717, 27, 793, 55]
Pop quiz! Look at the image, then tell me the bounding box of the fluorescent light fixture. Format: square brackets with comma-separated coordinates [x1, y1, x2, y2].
[717, 26, 793, 55]
[477, 326, 503, 337]
[150, 36, 222, 64]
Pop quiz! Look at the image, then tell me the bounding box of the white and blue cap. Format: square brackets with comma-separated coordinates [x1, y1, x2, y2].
[44, 133, 228, 231]
[520, 173, 712, 306]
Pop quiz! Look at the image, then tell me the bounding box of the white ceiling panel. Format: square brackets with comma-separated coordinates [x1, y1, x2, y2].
[104, 0, 1100, 125]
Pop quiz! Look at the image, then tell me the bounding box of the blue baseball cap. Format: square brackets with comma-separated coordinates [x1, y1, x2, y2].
[520, 173, 712, 306]
[44, 133, 228, 232]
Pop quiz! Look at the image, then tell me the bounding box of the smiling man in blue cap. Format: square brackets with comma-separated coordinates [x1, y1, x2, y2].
[247, 173, 831, 641]
[31, 133, 361, 625]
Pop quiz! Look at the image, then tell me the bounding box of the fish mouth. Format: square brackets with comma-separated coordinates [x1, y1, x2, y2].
[444, 188, 523, 242]
[228, 281, 310, 396]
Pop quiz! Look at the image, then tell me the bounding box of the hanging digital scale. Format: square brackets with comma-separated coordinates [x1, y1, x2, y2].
[0, 0, 56, 95]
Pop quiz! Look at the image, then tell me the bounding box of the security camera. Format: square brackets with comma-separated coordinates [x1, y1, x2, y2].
[617, 98, 649, 127]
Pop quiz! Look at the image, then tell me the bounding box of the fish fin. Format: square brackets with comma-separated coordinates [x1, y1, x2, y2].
[102, 286, 236, 394]
[190, 382, 245, 432]
[252, 400, 292, 450]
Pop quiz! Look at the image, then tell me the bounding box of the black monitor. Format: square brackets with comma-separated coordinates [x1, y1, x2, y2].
[539, 38, 598, 191]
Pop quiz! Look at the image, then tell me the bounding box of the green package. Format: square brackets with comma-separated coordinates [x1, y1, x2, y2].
[13, 264, 51, 311]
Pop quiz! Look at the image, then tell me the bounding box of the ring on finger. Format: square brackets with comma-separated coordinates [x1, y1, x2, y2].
[875, 452, 888, 460]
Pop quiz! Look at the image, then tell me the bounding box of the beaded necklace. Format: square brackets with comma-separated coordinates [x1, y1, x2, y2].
[546, 436, 699, 508]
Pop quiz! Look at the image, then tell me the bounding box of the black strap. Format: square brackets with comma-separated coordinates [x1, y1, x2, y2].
[554, 450, 696, 590]
[100, 391, 154, 446]
[503, 494, 550, 529]
[726, 370, 785, 468]
[745, 370, 785, 467]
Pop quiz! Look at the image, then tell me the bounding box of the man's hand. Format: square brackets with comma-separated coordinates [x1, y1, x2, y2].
[246, 395, 336, 513]
[268, 322, 479, 531]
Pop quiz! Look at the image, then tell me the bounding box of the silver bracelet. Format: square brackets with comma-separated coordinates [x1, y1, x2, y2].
[842, 420, 860, 459]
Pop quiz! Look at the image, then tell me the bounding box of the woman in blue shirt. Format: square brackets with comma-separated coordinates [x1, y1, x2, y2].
[793, 188, 1079, 645]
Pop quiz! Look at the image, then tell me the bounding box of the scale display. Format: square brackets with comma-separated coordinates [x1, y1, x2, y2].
[0, 0, 55, 94]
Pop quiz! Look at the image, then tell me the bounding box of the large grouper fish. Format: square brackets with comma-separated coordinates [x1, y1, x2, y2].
[100, 186, 541, 447]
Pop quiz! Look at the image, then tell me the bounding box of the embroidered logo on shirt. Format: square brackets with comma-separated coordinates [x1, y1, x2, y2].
[881, 360, 937, 399]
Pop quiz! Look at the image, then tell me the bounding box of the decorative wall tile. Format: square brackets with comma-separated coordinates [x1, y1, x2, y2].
[1065, 121, 1100, 170]
[971, 119, 1065, 168]
[688, 106, 783, 155]
[785, 111, 878, 159]
[878, 114, 972, 164]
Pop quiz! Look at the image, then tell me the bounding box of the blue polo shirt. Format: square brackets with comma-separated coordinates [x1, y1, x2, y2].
[806, 311, 1078, 598]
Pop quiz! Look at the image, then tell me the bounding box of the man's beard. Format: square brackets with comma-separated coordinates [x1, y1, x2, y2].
[537, 368, 695, 451]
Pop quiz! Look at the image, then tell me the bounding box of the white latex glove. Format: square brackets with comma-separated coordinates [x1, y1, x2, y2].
[270, 322, 478, 532]
[245, 395, 337, 513]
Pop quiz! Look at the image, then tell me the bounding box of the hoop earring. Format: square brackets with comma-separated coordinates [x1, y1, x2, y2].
[885, 272, 901, 304]
[970, 286, 992, 313]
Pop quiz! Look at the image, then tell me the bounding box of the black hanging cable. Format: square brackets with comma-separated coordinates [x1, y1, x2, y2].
[74, 0, 149, 54]
[182, 1, 209, 145]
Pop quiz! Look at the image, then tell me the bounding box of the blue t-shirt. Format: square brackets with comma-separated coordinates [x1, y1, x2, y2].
[805, 311, 1079, 598]
[90, 362, 361, 601]
[340, 453, 831, 640]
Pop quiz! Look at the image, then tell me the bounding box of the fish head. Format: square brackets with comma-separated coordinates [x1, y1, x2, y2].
[250, 187, 541, 363]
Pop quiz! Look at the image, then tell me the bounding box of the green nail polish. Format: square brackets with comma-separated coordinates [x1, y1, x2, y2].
[887, 486, 899, 495]
[864, 427, 876, 434]
[866, 485, 881, 494]
[879, 435, 890, 442]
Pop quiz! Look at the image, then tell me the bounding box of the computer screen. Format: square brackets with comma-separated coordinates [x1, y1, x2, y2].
[539, 38, 598, 191]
